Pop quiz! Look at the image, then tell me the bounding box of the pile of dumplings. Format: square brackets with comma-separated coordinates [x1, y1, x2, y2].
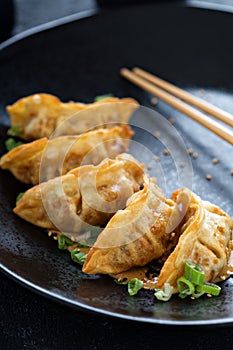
[1, 93, 232, 298]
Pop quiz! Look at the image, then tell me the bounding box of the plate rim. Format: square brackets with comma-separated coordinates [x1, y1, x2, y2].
[1, 1, 233, 52]
[0, 8, 98, 51]
[1, 265, 233, 326]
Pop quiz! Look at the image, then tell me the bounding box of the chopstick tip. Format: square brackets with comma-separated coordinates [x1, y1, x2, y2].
[120, 67, 128, 76]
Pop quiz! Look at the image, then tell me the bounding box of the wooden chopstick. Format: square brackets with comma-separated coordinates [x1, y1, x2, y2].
[133, 67, 233, 128]
[120, 68, 233, 145]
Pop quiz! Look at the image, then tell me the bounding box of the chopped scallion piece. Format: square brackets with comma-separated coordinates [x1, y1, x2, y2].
[58, 235, 66, 250]
[7, 126, 22, 137]
[154, 283, 173, 301]
[184, 261, 205, 286]
[196, 282, 221, 296]
[58, 235, 75, 249]
[94, 93, 114, 102]
[76, 243, 89, 249]
[71, 249, 87, 265]
[5, 138, 23, 151]
[177, 276, 195, 298]
[16, 192, 25, 204]
[128, 278, 143, 296]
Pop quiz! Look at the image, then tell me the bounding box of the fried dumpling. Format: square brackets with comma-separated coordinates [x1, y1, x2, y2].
[156, 188, 233, 293]
[0, 125, 133, 184]
[13, 154, 144, 236]
[7, 93, 139, 140]
[83, 175, 183, 275]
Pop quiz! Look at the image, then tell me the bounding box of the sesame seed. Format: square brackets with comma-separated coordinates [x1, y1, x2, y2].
[179, 162, 185, 168]
[33, 94, 41, 104]
[168, 117, 175, 125]
[154, 156, 161, 162]
[230, 169, 233, 176]
[187, 148, 193, 155]
[212, 158, 219, 165]
[205, 174, 212, 181]
[192, 152, 198, 159]
[147, 164, 152, 170]
[153, 131, 160, 138]
[163, 149, 170, 156]
[150, 97, 158, 106]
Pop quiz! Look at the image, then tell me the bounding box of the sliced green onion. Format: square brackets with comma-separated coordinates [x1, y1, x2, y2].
[184, 261, 205, 286]
[16, 192, 25, 204]
[71, 248, 87, 265]
[154, 283, 173, 301]
[76, 243, 89, 249]
[128, 278, 143, 296]
[177, 276, 195, 298]
[7, 126, 22, 137]
[5, 138, 23, 151]
[58, 235, 76, 249]
[94, 93, 114, 102]
[196, 282, 221, 296]
[58, 235, 66, 249]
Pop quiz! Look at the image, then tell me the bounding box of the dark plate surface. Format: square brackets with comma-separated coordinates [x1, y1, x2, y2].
[0, 2, 233, 325]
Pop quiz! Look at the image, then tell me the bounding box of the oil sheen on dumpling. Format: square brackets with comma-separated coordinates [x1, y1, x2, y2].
[7, 93, 139, 140]
[0, 125, 133, 184]
[156, 188, 233, 293]
[83, 175, 183, 275]
[13, 154, 144, 237]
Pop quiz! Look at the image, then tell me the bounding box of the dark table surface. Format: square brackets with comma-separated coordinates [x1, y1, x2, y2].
[1, 1, 233, 349]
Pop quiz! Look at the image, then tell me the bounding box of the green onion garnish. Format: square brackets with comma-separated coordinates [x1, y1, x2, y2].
[58, 235, 76, 250]
[154, 261, 222, 302]
[184, 261, 205, 286]
[196, 282, 221, 296]
[176, 262, 221, 300]
[76, 243, 89, 249]
[5, 138, 23, 151]
[71, 248, 87, 265]
[128, 278, 143, 296]
[94, 93, 114, 102]
[154, 283, 173, 301]
[7, 126, 22, 137]
[177, 276, 195, 298]
[16, 192, 25, 204]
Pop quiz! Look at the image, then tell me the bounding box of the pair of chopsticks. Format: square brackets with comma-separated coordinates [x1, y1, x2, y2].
[120, 67, 233, 145]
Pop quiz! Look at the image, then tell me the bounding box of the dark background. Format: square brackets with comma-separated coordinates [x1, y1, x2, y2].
[1, 1, 233, 349]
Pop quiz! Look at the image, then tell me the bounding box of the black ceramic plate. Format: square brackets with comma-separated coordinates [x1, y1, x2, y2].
[0, 2, 233, 325]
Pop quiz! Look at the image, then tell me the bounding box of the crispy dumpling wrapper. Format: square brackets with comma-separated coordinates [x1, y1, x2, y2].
[156, 188, 233, 293]
[0, 125, 133, 184]
[83, 175, 185, 275]
[13, 154, 144, 238]
[7, 93, 139, 140]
